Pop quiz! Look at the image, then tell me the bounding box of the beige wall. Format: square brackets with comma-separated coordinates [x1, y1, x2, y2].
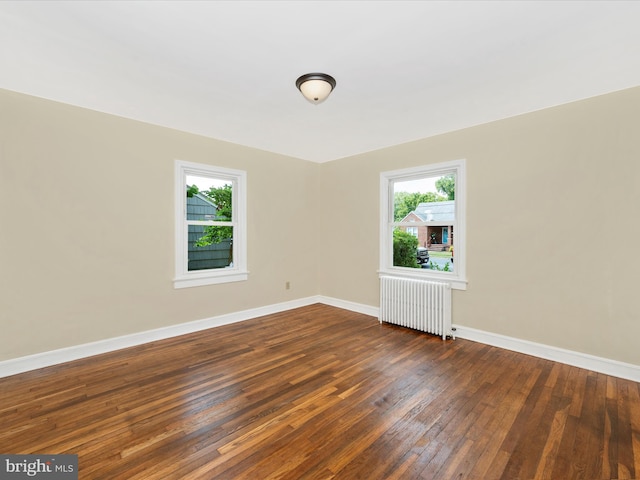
[2, 86, 640, 367]
[0, 89, 320, 361]
[319, 86, 640, 365]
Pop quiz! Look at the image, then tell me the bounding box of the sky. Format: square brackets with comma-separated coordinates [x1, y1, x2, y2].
[394, 176, 442, 194]
[187, 175, 231, 192]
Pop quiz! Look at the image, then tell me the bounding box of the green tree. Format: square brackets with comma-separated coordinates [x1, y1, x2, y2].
[394, 191, 445, 221]
[436, 175, 455, 200]
[393, 229, 420, 268]
[186, 184, 200, 198]
[203, 184, 232, 221]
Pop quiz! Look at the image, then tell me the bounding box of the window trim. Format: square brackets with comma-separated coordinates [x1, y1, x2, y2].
[174, 160, 248, 289]
[379, 159, 467, 290]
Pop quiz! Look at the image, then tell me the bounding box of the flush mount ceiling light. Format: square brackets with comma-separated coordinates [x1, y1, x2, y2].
[295, 73, 336, 105]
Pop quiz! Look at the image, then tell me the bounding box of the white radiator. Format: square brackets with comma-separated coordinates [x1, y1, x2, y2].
[379, 276, 453, 340]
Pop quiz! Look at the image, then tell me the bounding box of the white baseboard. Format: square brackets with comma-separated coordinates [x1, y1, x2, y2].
[316, 295, 379, 318]
[0, 296, 322, 379]
[2, 296, 639, 383]
[319, 300, 640, 382]
[452, 324, 640, 383]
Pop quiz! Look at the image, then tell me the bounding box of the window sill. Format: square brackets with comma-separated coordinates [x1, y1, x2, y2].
[378, 269, 467, 291]
[174, 270, 249, 289]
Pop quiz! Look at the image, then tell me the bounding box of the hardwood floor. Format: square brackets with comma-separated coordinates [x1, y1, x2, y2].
[1, 303, 639, 479]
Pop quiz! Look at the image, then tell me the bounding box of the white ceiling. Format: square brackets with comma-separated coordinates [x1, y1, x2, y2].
[2, 1, 639, 163]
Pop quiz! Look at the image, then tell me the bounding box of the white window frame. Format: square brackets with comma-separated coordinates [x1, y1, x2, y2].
[174, 160, 248, 288]
[379, 159, 467, 290]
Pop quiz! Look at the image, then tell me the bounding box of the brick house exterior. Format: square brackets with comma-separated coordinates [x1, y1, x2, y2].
[399, 201, 454, 251]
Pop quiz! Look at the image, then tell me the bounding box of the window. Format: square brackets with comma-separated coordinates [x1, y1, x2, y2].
[380, 159, 466, 290]
[174, 160, 247, 288]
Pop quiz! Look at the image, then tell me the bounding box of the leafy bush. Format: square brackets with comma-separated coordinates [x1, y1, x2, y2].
[429, 261, 450, 272]
[393, 229, 419, 268]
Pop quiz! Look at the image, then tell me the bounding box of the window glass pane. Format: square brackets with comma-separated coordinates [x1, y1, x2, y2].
[188, 225, 234, 271]
[392, 228, 455, 272]
[392, 173, 456, 272]
[186, 175, 232, 221]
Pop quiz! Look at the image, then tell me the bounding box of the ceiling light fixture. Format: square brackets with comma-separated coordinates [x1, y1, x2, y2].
[295, 73, 336, 105]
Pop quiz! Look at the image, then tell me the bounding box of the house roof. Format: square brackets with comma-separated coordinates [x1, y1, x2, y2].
[409, 201, 455, 223]
[1, 1, 639, 163]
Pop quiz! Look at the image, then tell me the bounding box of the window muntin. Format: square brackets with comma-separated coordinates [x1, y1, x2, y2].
[175, 161, 247, 288]
[380, 160, 466, 290]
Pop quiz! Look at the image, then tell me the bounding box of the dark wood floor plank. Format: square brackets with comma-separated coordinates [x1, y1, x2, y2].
[626, 382, 640, 478]
[1, 303, 639, 479]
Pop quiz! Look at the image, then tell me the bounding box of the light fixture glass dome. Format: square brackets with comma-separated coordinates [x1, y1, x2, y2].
[296, 73, 336, 105]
